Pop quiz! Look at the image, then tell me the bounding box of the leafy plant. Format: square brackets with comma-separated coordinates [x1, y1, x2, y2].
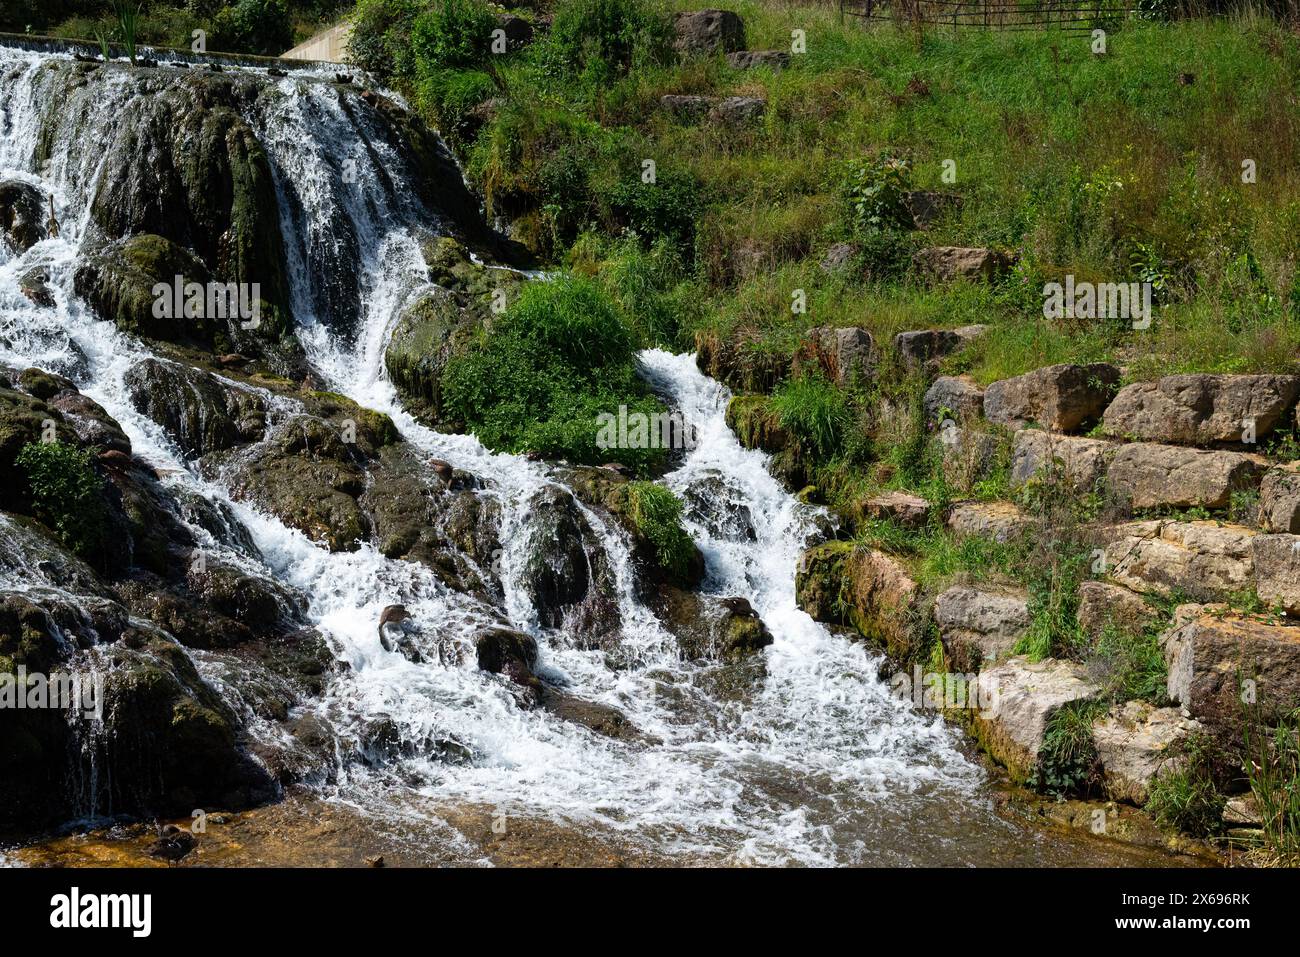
[1147, 732, 1226, 837]
[211, 0, 293, 56]
[840, 155, 913, 237]
[626, 481, 696, 582]
[16, 441, 109, 562]
[543, 0, 671, 82]
[1028, 699, 1105, 798]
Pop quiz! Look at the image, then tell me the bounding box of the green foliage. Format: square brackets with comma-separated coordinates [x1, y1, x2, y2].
[839, 156, 913, 237]
[543, 0, 671, 83]
[626, 481, 695, 581]
[607, 170, 701, 248]
[1027, 699, 1105, 798]
[210, 0, 293, 56]
[1093, 621, 1168, 703]
[1242, 707, 1300, 865]
[348, 0, 423, 81]
[440, 274, 665, 470]
[16, 441, 108, 562]
[770, 373, 849, 460]
[410, 0, 498, 72]
[1147, 733, 1227, 837]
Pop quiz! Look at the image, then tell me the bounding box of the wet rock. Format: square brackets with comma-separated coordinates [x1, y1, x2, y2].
[475, 626, 540, 687]
[74, 234, 216, 347]
[1161, 612, 1300, 726]
[861, 490, 929, 528]
[726, 49, 790, 70]
[1106, 442, 1265, 510]
[1102, 374, 1300, 446]
[46, 391, 133, 456]
[384, 288, 476, 419]
[17, 266, 55, 307]
[1009, 429, 1117, 491]
[521, 486, 595, 629]
[796, 541, 919, 660]
[680, 470, 756, 541]
[1104, 520, 1256, 601]
[923, 374, 984, 424]
[934, 585, 1029, 671]
[17, 367, 75, 400]
[1092, 701, 1200, 805]
[717, 596, 773, 660]
[893, 325, 985, 372]
[983, 363, 1120, 433]
[1076, 580, 1157, 639]
[913, 246, 1010, 282]
[946, 500, 1039, 544]
[0, 387, 79, 511]
[1258, 463, 1300, 533]
[125, 357, 266, 458]
[539, 693, 650, 743]
[673, 9, 746, 55]
[972, 656, 1102, 784]
[0, 179, 45, 252]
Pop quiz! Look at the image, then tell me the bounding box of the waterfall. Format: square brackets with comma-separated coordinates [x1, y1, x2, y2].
[0, 42, 1111, 865]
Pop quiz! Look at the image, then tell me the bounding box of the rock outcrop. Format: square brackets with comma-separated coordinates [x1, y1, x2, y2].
[1102, 374, 1300, 445]
[1104, 520, 1256, 601]
[1092, 702, 1200, 805]
[796, 541, 919, 659]
[1105, 443, 1265, 510]
[983, 363, 1120, 433]
[913, 246, 1010, 282]
[934, 585, 1029, 671]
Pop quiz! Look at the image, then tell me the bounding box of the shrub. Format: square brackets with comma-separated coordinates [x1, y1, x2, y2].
[440, 274, 666, 470]
[606, 170, 701, 248]
[410, 0, 498, 72]
[16, 441, 108, 562]
[839, 155, 913, 237]
[543, 0, 671, 82]
[1028, 699, 1105, 798]
[626, 481, 695, 581]
[210, 0, 293, 56]
[348, 0, 423, 82]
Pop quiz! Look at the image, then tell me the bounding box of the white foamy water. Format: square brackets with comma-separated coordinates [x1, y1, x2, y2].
[1, 44, 1171, 866]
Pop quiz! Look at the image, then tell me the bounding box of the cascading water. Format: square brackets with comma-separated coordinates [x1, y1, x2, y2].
[0, 44, 1177, 865]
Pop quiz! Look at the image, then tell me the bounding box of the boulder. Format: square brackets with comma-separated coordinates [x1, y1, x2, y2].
[1161, 613, 1300, 726]
[1104, 520, 1256, 601]
[1251, 533, 1300, 614]
[861, 490, 929, 528]
[673, 9, 746, 55]
[923, 375, 984, 423]
[383, 288, 476, 419]
[1259, 464, 1300, 533]
[802, 325, 876, 385]
[972, 656, 1102, 783]
[125, 357, 266, 458]
[934, 585, 1029, 670]
[710, 95, 765, 126]
[1102, 374, 1300, 445]
[659, 94, 716, 121]
[983, 363, 1120, 433]
[726, 49, 790, 71]
[18, 266, 55, 308]
[475, 626, 539, 680]
[795, 541, 919, 659]
[1076, 580, 1156, 639]
[913, 246, 1010, 282]
[1106, 442, 1265, 510]
[946, 500, 1039, 543]
[0, 179, 45, 252]
[520, 486, 597, 631]
[819, 243, 858, 274]
[893, 325, 985, 371]
[937, 424, 1001, 490]
[1091, 701, 1201, 805]
[496, 13, 533, 49]
[1009, 429, 1118, 491]
[46, 390, 133, 457]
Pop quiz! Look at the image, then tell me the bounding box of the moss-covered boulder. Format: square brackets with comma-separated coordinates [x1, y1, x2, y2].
[124, 357, 266, 458]
[795, 541, 921, 661]
[384, 288, 476, 418]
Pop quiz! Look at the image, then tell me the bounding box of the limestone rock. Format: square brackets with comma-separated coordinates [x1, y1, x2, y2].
[802, 325, 876, 385]
[1092, 701, 1200, 805]
[1259, 463, 1300, 533]
[1106, 442, 1266, 510]
[673, 9, 746, 55]
[726, 49, 789, 71]
[861, 490, 929, 528]
[972, 657, 1102, 783]
[1102, 374, 1300, 445]
[924, 374, 984, 423]
[1161, 613, 1300, 725]
[710, 95, 765, 126]
[893, 325, 985, 371]
[1104, 520, 1256, 601]
[1077, 580, 1156, 639]
[934, 585, 1029, 671]
[983, 363, 1120, 433]
[0, 179, 46, 252]
[1251, 533, 1300, 614]
[1010, 429, 1118, 490]
[946, 501, 1039, 543]
[795, 541, 919, 658]
[914, 246, 1010, 282]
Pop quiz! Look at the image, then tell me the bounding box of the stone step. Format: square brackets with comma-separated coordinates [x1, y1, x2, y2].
[1102, 519, 1257, 602]
[1103, 373, 1300, 446]
[934, 584, 1029, 671]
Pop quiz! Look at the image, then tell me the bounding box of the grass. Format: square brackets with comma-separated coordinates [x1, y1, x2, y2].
[626, 480, 696, 581]
[1147, 732, 1228, 837]
[1028, 698, 1106, 798]
[1242, 708, 1300, 865]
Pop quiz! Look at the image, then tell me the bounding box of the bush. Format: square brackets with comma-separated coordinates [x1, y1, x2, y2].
[410, 0, 498, 72]
[626, 481, 695, 581]
[348, 0, 423, 82]
[16, 441, 108, 562]
[1147, 734, 1227, 837]
[606, 170, 701, 248]
[440, 274, 667, 470]
[839, 155, 913, 237]
[1027, 699, 1104, 798]
[544, 0, 671, 82]
[210, 0, 293, 56]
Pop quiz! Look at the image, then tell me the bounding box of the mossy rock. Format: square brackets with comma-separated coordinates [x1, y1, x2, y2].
[383, 289, 477, 418]
[795, 540, 922, 662]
